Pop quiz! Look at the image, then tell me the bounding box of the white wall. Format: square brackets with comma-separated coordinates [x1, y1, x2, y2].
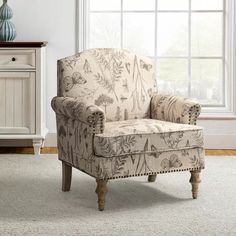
[5, 0, 76, 134]
[198, 119, 236, 149]
[2, 0, 236, 148]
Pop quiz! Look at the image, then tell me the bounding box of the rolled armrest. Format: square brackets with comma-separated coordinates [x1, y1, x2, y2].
[151, 93, 201, 125]
[51, 96, 105, 128]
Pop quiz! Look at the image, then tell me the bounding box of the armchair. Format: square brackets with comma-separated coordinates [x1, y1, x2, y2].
[51, 48, 204, 211]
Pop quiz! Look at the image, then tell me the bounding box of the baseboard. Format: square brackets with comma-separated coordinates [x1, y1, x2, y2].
[0, 133, 57, 147]
[204, 134, 236, 149]
[44, 133, 57, 147]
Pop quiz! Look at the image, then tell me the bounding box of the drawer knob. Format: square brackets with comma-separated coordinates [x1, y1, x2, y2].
[12, 57, 16, 62]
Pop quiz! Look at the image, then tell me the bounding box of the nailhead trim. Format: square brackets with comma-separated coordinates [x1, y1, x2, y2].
[188, 105, 200, 125]
[59, 159, 204, 181]
[105, 167, 204, 180]
[86, 111, 105, 134]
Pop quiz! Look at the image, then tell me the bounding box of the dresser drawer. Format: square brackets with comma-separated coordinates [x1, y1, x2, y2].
[0, 50, 36, 69]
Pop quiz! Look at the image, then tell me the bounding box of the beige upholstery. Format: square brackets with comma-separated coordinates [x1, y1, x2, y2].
[94, 119, 203, 158]
[51, 48, 205, 210]
[56, 48, 156, 122]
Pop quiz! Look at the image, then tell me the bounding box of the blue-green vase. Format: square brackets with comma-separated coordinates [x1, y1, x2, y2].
[0, 0, 16, 42]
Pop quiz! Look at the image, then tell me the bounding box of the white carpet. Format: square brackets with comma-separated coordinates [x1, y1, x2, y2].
[0, 154, 236, 236]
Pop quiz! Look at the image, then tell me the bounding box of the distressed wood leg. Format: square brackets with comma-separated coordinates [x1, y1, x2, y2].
[148, 174, 157, 182]
[189, 170, 201, 199]
[95, 179, 108, 211]
[62, 161, 72, 192]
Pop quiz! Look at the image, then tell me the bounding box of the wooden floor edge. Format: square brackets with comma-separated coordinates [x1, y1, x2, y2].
[0, 147, 58, 154]
[205, 149, 236, 156]
[0, 147, 236, 156]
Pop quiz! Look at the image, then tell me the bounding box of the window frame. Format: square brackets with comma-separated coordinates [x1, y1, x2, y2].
[76, 0, 236, 117]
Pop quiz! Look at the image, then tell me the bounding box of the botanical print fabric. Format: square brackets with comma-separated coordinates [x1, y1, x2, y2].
[151, 94, 201, 125]
[57, 48, 157, 122]
[52, 48, 205, 180]
[51, 96, 105, 133]
[94, 119, 203, 158]
[55, 114, 96, 172]
[56, 114, 204, 180]
[95, 148, 204, 179]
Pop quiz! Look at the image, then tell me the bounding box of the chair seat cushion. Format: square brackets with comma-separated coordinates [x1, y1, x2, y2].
[94, 119, 203, 158]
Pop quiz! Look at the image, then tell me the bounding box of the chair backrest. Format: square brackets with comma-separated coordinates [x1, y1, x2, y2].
[57, 48, 157, 122]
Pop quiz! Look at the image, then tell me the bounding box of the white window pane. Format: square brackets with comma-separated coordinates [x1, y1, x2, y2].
[158, 0, 188, 10]
[157, 59, 188, 97]
[192, 0, 223, 10]
[123, 0, 155, 11]
[191, 59, 223, 105]
[192, 13, 223, 57]
[89, 13, 121, 48]
[123, 13, 155, 56]
[157, 13, 188, 57]
[90, 0, 121, 11]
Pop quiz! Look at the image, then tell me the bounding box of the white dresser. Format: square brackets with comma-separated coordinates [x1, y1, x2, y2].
[0, 42, 48, 154]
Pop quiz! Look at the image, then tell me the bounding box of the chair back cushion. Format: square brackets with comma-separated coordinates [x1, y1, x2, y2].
[57, 48, 157, 121]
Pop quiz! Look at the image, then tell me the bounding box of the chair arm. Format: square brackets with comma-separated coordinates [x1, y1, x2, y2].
[150, 93, 201, 125]
[51, 96, 105, 131]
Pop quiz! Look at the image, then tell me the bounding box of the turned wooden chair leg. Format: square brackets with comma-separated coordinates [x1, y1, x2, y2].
[62, 161, 72, 192]
[95, 179, 108, 211]
[189, 170, 201, 199]
[148, 174, 157, 182]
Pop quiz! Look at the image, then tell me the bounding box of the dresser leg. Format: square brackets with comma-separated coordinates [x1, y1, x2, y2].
[33, 139, 43, 155]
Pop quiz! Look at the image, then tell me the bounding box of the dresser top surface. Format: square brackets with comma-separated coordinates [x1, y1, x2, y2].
[0, 42, 47, 48]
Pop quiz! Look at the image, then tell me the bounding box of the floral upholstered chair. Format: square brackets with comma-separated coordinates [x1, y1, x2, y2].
[51, 49, 204, 211]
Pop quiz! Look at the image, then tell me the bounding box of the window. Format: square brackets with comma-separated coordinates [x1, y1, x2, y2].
[76, 0, 236, 114]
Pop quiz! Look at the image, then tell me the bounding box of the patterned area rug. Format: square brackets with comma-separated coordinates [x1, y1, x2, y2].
[0, 154, 235, 236]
